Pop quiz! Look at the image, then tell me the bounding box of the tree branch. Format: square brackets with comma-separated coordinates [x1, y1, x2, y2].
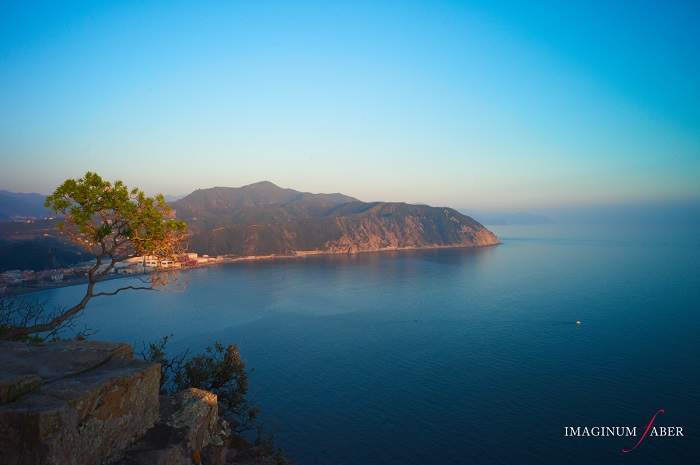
[1, 172, 188, 342]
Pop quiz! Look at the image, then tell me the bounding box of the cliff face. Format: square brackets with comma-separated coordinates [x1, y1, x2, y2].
[0, 340, 253, 465]
[321, 214, 499, 254]
[321, 202, 499, 253]
[173, 183, 500, 257]
[0, 341, 161, 465]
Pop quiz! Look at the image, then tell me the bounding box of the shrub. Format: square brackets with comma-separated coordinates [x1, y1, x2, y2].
[139, 336, 259, 434]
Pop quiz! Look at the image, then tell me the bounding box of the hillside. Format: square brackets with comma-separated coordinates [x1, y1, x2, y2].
[172, 182, 500, 256]
[0, 219, 90, 271]
[172, 181, 359, 228]
[0, 190, 51, 221]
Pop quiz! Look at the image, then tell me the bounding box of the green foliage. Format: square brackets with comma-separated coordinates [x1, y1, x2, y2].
[44, 171, 186, 263]
[138, 334, 189, 395]
[139, 337, 290, 461]
[139, 336, 260, 434]
[174, 343, 261, 434]
[0, 172, 187, 341]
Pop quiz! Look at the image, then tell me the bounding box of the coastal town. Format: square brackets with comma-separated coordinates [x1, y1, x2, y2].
[0, 253, 224, 295]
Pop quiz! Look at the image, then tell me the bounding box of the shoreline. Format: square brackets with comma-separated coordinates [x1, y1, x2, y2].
[5, 242, 500, 296]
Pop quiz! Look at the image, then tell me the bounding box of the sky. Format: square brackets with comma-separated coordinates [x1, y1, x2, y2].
[1, 0, 699, 210]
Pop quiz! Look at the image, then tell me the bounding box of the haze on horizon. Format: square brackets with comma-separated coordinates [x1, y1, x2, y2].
[1, 1, 699, 212]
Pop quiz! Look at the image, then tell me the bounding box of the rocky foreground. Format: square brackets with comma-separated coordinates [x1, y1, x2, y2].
[0, 340, 293, 465]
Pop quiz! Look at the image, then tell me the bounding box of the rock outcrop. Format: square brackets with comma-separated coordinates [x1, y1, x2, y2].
[0, 340, 234, 465]
[0, 340, 160, 465]
[111, 389, 230, 465]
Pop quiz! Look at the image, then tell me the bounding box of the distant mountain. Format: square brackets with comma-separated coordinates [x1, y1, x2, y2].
[172, 181, 359, 227]
[0, 190, 51, 221]
[0, 236, 86, 272]
[163, 194, 186, 203]
[0, 219, 90, 271]
[173, 182, 500, 256]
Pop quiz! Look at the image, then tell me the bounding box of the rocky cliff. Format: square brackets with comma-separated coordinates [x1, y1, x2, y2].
[173, 182, 500, 256]
[0, 340, 162, 465]
[0, 340, 288, 465]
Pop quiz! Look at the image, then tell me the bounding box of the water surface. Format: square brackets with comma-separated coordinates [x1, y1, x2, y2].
[38, 223, 700, 464]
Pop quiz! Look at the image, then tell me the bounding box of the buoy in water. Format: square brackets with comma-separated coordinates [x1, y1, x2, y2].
[576, 321, 581, 325]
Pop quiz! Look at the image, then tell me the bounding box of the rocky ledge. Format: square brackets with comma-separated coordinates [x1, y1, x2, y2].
[0, 340, 292, 465]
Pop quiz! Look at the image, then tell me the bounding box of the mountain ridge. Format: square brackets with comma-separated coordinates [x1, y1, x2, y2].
[0, 182, 500, 268]
[173, 181, 500, 256]
[0, 190, 52, 221]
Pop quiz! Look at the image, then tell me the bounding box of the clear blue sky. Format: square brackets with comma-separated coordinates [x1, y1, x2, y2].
[1, 0, 699, 210]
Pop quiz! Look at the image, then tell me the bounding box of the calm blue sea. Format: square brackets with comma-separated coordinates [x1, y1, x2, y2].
[37, 223, 700, 464]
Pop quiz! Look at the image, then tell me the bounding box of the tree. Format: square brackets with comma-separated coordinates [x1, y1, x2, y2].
[174, 343, 260, 434]
[139, 336, 262, 433]
[0, 172, 187, 341]
[139, 336, 289, 462]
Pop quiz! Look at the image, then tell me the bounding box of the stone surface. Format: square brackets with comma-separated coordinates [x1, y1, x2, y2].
[166, 388, 219, 450]
[0, 373, 42, 404]
[113, 389, 230, 465]
[0, 340, 160, 465]
[0, 340, 134, 388]
[202, 417, 231, 465]
[0, 340, 290, 465]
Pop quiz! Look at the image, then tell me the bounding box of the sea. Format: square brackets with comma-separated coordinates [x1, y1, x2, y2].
[33, 221, 700, 464]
